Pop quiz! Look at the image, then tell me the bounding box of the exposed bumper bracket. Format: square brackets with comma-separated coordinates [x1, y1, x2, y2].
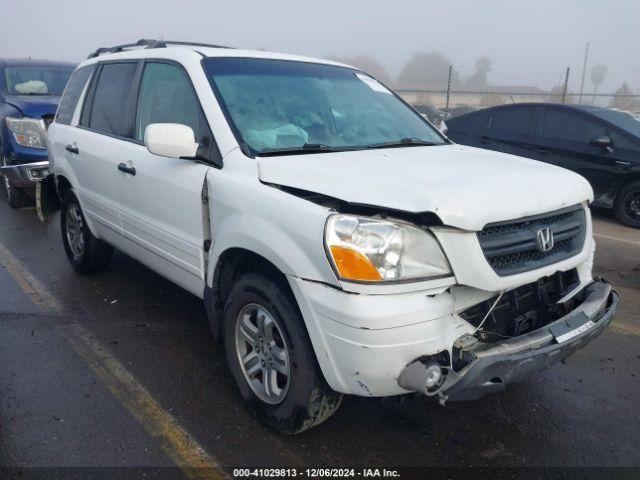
[398, 280, 618, 402]
[1, 161, 50, 188]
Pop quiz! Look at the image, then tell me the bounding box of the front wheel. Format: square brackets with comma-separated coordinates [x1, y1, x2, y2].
[614, 180, 640, 229]
[61, 190, 113, 273]
[223, 273, 342, 434]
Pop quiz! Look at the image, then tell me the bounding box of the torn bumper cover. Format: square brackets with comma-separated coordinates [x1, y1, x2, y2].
[0, 161, 50, 188]
[400, 280, 618, 402]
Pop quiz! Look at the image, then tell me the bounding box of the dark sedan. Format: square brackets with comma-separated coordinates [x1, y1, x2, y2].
[445, 103, 640, 228]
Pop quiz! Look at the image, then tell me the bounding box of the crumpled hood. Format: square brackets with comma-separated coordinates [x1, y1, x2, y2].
[5, 95, 60, 118]
[258, 144, 593, 231]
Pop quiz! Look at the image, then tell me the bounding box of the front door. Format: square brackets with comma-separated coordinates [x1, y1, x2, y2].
[117, 61, 216, 297]
[533, 107, 637, 206]
[479, 105, 541, 158]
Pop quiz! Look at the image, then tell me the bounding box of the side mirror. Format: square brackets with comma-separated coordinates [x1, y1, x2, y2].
[590, 135, 612, 149]
[144, 123, 199, 159]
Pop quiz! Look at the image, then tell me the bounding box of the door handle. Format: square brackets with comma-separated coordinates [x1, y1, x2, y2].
[65, 144, 79, 154]
[534, 148, 549, 155]
[117, 163, 136, 176]
[478, 136, 491, 144]
[615, 160, 632, 170]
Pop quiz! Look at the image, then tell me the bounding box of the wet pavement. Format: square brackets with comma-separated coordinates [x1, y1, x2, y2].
[1, 201, 639, 475]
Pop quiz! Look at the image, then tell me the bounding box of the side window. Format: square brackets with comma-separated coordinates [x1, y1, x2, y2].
[56, 65, 96, 125]
[135, 62, 213, 159]
[490, 106, 536, 135]
[84, 62, 138, 137]
[541, 109, 606, 144]
[609, 131, 638, 151]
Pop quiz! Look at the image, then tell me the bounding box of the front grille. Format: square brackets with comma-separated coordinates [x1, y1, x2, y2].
[478, 205, 586, 276]
[459, 269, 581, 343]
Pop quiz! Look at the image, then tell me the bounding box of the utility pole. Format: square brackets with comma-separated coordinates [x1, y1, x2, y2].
[578, 41, 591, 104]
[562, 67, 570, 103]
[444, 65, 452, 118]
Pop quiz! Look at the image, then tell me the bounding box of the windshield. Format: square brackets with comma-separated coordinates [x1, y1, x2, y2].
[4, 65, 74, 95]
[203, 57, 446, 155]
[590, 108, 640, 139]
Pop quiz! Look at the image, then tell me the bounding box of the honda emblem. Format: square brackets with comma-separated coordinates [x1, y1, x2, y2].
[536, 227, 554, 252]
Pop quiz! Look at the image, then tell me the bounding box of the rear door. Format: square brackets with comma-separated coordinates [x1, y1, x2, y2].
[45, 64, 97, 219]
[116, 61, 217, 296]
[72, 61, 141, 247]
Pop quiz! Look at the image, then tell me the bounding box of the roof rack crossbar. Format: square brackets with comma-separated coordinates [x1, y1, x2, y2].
[87, 39, 233, 59]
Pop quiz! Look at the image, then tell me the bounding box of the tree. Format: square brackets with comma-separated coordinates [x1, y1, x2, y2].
[328, 54, 393, 86]
[465, 57, 492, 88]
[590, 64, 607, 105]
[609, 82, 640, 111]
[397, 52, 460, 87]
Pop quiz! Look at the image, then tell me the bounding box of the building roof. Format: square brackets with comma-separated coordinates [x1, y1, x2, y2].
[0, 58, 76, 68]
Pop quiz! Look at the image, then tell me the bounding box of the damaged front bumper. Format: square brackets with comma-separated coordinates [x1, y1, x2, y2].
[399, 280, 618, 402]
[0, 161, 50, 188]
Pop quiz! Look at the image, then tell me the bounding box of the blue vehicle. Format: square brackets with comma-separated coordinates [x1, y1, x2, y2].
[0, 59, 75, 207]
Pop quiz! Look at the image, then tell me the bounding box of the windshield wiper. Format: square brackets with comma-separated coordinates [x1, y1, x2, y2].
[259, 143, 347, 157]
[367, 137, 441, 149]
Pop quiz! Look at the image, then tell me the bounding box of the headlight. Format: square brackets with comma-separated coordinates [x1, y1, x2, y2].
[5, 117, 47, 149]
[325, 214, 452, 283]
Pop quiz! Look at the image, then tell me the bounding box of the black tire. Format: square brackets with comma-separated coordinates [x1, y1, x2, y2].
[60, 190, 113, 273]
[1, 157, 33, 208]
[614, 180, 640, 229]
[223, 273, 342, 434]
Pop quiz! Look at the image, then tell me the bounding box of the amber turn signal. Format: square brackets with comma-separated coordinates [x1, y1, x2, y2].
[329, 246, 382, 281]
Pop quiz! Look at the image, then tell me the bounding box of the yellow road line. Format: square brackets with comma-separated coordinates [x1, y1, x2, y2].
[62, 323, 225, 480]
[610, 322, 640, 337]
[594, 232, 640, 247]
[0, 239, 227, 480]
[0, 240, 64, 316]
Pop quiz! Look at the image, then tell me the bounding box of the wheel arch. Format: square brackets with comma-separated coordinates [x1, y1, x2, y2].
[205, 247, 294, 342]
[204, 245, 345, 393]
[614, 173, 640, 202]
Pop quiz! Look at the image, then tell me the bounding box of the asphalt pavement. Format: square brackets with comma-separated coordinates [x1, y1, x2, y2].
[0, 201, 639, 478]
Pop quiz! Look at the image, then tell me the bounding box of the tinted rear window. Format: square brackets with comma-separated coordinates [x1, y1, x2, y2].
[56, 65, 95, 125]
[491, 107, 536, 135]
[589, 108, 640, 139]
[85, 62, 138, 137]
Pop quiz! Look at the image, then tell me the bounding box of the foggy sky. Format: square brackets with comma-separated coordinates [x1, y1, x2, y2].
[1, 0, 638, 93]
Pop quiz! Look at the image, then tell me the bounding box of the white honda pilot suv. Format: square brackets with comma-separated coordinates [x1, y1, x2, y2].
[45, 40, 618, 433]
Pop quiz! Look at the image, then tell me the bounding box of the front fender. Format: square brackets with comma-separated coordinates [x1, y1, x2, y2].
[205, 166, 338, 288]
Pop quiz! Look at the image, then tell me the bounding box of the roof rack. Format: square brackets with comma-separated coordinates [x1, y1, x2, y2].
[87, 39, 233, 59]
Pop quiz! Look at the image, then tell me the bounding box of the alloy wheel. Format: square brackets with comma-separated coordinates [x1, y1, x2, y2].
[65, 203, 85, 259]
[625, 191, 640, 221]
[235, 303, 290, 404]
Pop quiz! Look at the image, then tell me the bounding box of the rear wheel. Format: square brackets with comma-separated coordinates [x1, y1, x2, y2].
[223, 273, 342, 434]
[1, 156, 32, 208]
[614, 180, 640, 229]
[61, 190, 113, 273]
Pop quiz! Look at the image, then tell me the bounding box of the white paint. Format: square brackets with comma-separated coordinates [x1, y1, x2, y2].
[48, 44, 605, 399]
[144, 123, 199, 159]
[257, 144, 593, 231]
